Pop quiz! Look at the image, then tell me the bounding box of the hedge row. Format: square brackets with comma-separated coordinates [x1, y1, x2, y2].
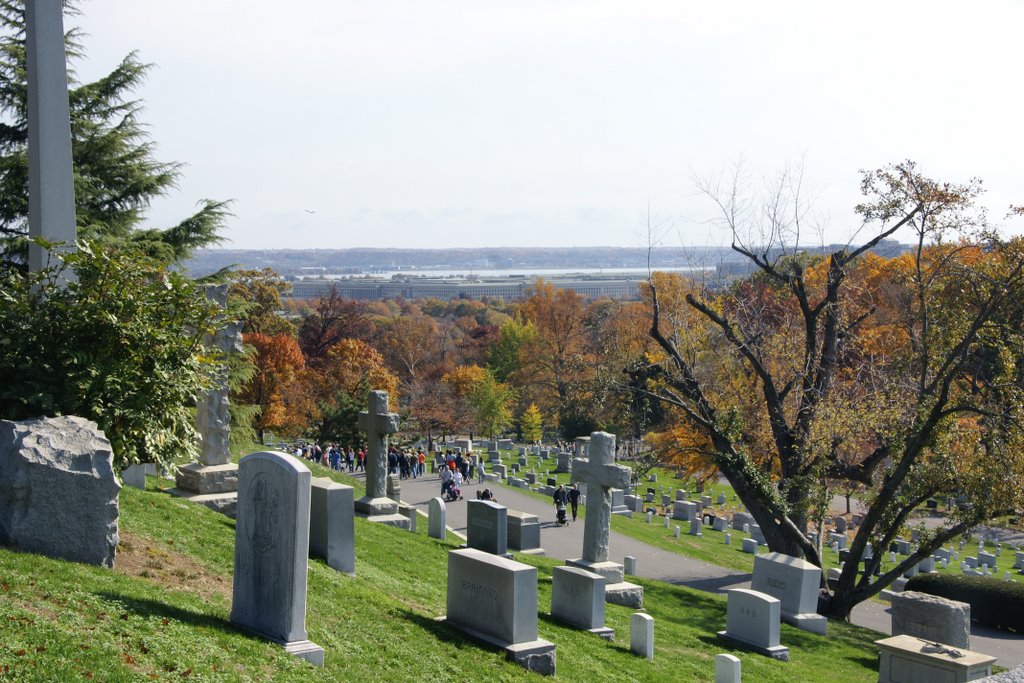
[905, 573, 1024, 633]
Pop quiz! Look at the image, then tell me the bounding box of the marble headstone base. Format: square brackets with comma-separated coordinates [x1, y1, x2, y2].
[716, 629, 790, 661]
[436, 618, 556, 676]
[235, 625, 324, 667]
[168, 462, 239, 516]
[354, 495, 411, 529]
[565, 559, 644, 608]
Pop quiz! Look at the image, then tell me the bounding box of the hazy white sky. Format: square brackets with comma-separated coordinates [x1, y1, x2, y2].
[69, 1, 1024, 250]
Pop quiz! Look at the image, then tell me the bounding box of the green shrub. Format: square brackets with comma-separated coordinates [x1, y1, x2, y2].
[906, 572, 1024, 633]
[0, 241, 222, 471]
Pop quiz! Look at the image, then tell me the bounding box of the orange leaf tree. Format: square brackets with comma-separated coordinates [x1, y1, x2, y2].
[647, 162, 1024, 619]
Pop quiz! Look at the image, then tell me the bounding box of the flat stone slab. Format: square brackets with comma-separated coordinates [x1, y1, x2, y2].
[164, 488, 238, 518]
[876, 635, 995, 683]
[174, 462, 239, 495]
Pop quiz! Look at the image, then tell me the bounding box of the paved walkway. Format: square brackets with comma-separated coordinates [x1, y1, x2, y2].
[369, 469, 1024, 668]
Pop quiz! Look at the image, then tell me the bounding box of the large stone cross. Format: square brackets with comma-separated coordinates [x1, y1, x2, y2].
[571, 431, 630, 563]
[196, 285, 243, 466]
[26, 0, 77, 274]
[358, 390, 399, 500]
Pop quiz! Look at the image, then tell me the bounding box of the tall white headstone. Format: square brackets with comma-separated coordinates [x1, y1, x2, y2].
[26, 0, 76, 273]
[230, 451, 323, 666]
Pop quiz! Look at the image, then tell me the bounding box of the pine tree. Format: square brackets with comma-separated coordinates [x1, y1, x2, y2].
[0, 0, 229, 266]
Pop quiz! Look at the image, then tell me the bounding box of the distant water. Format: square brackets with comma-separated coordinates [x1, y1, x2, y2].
[310, 266, 707, 280]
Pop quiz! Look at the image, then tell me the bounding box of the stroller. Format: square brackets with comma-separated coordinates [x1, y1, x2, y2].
[445, 483, 463, 501]
[555, 503, 568, 526]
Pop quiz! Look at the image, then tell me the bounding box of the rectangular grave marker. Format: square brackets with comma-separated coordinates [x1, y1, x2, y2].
[309, 477, 354, 575]
[717, 588, 788, 661]
[443, 548, 555, 675]
[231, 451, 323, 666]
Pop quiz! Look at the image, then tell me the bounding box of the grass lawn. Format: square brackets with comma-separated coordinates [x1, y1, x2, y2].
[0, 459, 887, 682]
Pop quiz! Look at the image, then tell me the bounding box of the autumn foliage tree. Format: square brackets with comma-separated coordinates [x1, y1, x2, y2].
[645, 161, 1024, 619]
[235, 332, 307, 442]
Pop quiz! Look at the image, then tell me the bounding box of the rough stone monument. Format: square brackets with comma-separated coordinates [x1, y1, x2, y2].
[890, 591, 970, 649]
[230, 451, 323, 666]
[171, 285, 243, 515]
[567, 432, 643, 608]
[353, 391, 409, 528]
[0, 416, 119, 567]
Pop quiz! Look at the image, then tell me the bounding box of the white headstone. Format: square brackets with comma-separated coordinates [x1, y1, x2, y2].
[428, 497, 446, 540]
[714, 653, 741, 683]
[630, 612, 654, 660]
[230, 451, 323, 666]
[718, 588, 788, 661]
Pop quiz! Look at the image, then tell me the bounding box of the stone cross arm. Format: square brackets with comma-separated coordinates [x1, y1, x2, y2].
[357, 390, 400, 435]
[358, 411, 399, 435]
[571, 457, 631, 491]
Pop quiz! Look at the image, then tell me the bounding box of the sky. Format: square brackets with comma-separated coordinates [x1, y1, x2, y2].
[68, 1, 1024, 251]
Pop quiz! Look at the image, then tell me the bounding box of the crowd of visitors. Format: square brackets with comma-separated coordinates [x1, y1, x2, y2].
[292, 443, 366, 472]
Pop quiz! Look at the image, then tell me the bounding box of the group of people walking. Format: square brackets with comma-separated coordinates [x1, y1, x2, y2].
[294, 443, 365, 472]
[388, 446, 426, 479]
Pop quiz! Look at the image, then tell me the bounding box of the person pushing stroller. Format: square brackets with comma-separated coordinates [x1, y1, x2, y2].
[553, 484, 568, 525]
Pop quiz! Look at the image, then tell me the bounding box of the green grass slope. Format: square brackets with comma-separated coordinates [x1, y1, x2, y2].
[0, 475, 883, 682]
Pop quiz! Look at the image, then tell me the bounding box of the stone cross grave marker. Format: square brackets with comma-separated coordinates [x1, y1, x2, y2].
[567, 431, 643, 608]
[26, 0, 76, 274]
[230, 451, 323, 666]
[354, 391, 406, 526]
[571, 432, 630, 565]
[172, 285, 244, 515]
